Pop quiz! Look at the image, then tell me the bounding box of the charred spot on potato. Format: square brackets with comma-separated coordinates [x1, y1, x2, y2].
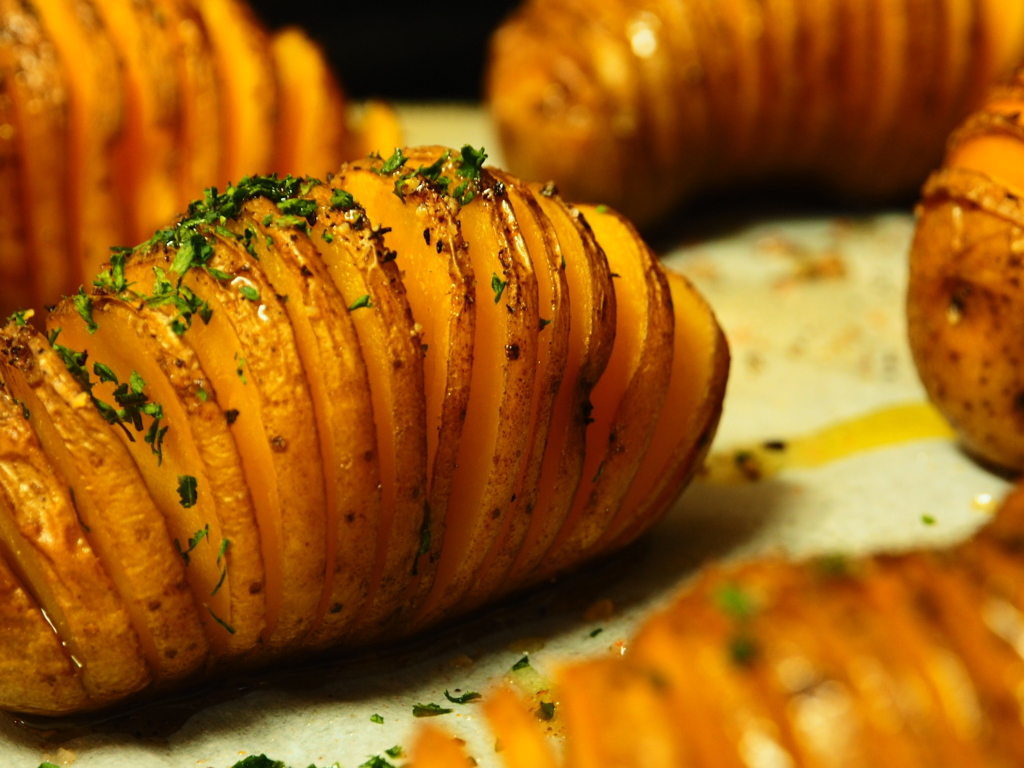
[329, 603, 343, 614]
[506, 343, 521, 361]
[225, 409, 240, 425]
[249, 582, 263, 595]
[270, 435, 287, 452]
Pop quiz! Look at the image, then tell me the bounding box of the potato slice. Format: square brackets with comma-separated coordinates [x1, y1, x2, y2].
[333, 154, 474, 620]
[192, 0, 277, 181]
[0, 323, 209, 681]
[31, 0, 125, 283]
[0, 48, 29, 315]
[224, 194, 380, 647]
[270, 27, 347, 179]
[0, 0, 71, 312]
[558, 657, 684, 768]
[599, 268, 729, 552]
[408, 149, 539, 629]
[465, 170, 571, 609]
[482, 686, 560, 768]
[504, 186, 615, 591]
[410, 724, 470, 768]
[0, 547, 90, 715]
[0, 381, 149, 701]
[345, 100, 403, 161]
[125, 237, 328, 653]
[52, 294, 265, 659]
[165, 0, 222, 206]
[303, 183, 428, 637]
[92, 0, 180, 243]
[538, 204, 672, 578]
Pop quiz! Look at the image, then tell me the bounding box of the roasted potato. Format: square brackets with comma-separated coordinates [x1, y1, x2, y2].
[0, 147, 729, 715]
[908, 67, 1024, 471]
[0, 0, 401, 318]
[486, 0, 1024, 227]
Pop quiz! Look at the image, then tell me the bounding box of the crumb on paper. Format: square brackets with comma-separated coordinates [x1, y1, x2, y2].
[972, 493, 998, 514]
[583, 598, 614, 622]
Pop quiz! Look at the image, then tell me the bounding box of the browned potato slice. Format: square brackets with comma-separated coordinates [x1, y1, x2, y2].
[537, 204, 672, 578]
[165, 0, 222, 206]
[271, 27, 347, 179]
[32, 0, 125, 283]
[192, 0, 277, 181]
[225, 194, 380, 647]
[0, 547, 90, 715]
[482, 686, 560, 768]
[599, 268, 729, 552]
[303, 183, 428, 638]
[0, 382, 149, 701]
[558, 657, 683, 768]
[504, 186, 615, 591]
[53, 294, 265, 659]
[465, 171, 571, 608]
[408, 149, 539, 629]
[0, 323, 209, 681]
[0, 50, 28, 314]
[332, 153, 474, 621]
[0, 0, 70, 312]
[124, 239, 327, 653]
[92, 0, 180, 242]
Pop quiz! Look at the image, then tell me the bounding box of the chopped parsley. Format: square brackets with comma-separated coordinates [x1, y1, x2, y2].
[922, 514, 936, 525]
[207, 606, 236, 635]
[385, 746, 403, 758]
[374, 148, 408, 175]
[444, 689, 481, 704]
[177, 475, 198, 508]
[715, 583, 754, 621]
[535, 701, 556, 721]
[211, 538, 230, 596]
[595, 204, 609, 214]
[511, 655, 531, 671]
[238, 284, 260, 302]
[322, 230, 335, 244]
[175, 524, 208, 564]
[539, 317, 552, 331]
[359, 757, 397, 768]
[370, 713, 384, 724]
[348, 294, 372, 311]
[491, 273, 508, 304]
[589, 627, 603, 638]
[330, 188, 356, 210]
[74, 288, 98, 334]
[227, 757, 286, 768]
[8, 308, 31, 326]
[412, 702, 452, 717]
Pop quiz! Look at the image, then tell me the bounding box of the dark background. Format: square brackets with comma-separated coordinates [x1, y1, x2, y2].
[248, 1, 521, 100]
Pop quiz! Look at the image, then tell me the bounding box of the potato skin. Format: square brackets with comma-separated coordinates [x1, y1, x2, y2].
[907, 68, 1024, 471]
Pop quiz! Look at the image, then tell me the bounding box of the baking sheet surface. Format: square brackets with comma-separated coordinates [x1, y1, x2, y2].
[1, 105, 1008, 768]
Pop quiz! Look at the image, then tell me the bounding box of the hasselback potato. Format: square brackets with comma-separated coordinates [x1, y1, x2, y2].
[0, 146, 729, 715]
[908, 66, 1024, 471]
[0, 0, 397, 319]
[486, 0, 1024, 227]
[408, 484, 1024, 768]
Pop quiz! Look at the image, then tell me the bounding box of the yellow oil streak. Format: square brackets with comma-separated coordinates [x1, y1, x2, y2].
[701, 402, 955, 484]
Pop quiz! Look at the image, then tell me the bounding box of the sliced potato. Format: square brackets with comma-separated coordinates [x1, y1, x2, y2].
[465, 170, 571, 609]
[0, 381, 149, 701]
[538, 204, 672, 576]
[270, 27, 347, 179]
[127, 239, 328, 653]
[31, 0, 125, 282]
[333, 154, 475, 622]
[53, 293, 266, 660]
[599, 267, 729, 552]
[0, 0, 70, 312]
[504, 186, 615, 591]
[0, 323, 209, 681]
[226, 194, 380, 647]
[192, 0, 277, 181]
[92, 0, 180, 242]
[0, 547, 90, 715]
[408, 150, 539, 630]
[303, 183, 428, 638]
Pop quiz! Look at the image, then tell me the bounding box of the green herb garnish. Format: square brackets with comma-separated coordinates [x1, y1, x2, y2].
[74, 288, 98, 334]
[491, 273, 508, 304]
[412, 702, 453, 717]
[535, 701, 556, 721]
[444, 689, 481, 704]
[511, 656, 531, 672]
[370, 713, 384, 724]
[348, 294, 372, 311]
